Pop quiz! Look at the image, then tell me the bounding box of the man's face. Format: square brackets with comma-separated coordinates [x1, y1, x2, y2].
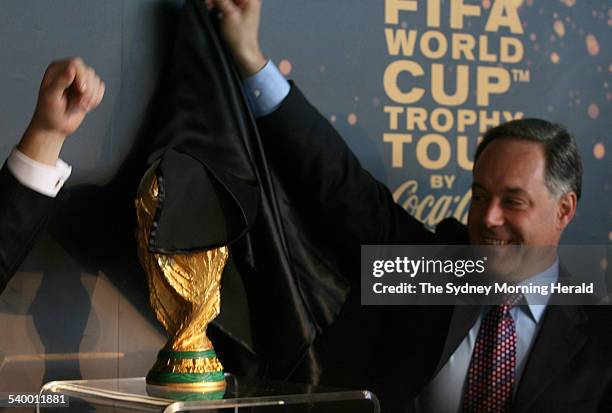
[468, 138, 564, 279]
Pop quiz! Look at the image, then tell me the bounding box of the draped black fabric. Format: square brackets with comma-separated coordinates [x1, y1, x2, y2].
[145, 0, 350, 381]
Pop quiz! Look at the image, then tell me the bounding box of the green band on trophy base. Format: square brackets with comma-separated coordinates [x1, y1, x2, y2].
[146, 350, 226, 391]
[146, 371, 225, 384]
[146, 384, 226, 401]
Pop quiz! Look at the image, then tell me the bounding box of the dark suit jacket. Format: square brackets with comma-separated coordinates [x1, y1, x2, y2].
[254, 85, 612, 412]
[0, 163, 59, 294]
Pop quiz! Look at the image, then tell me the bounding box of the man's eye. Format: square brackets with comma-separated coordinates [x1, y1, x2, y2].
[504, 198, 525, 206]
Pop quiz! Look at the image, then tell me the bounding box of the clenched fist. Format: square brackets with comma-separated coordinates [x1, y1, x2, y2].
[18, 58, 105, 165]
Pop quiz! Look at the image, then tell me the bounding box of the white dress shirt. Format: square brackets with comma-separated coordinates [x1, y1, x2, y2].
[416, 261, 559, 413]
[6, 148, 71, 197]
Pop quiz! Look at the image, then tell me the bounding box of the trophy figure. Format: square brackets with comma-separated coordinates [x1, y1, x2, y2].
[135, 162, 227, 392]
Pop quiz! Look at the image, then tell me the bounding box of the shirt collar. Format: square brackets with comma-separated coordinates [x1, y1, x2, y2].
[517, 258, 559, 323]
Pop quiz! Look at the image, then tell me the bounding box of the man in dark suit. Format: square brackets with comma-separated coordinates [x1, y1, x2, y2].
[208, 1, 612, 411]
[0, 57, 105, 294]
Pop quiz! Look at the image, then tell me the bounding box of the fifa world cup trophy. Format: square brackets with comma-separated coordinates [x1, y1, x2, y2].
[135, 162, 227, 393]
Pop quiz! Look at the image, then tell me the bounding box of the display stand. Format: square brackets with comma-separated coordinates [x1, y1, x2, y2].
[39, 375, 380, 412]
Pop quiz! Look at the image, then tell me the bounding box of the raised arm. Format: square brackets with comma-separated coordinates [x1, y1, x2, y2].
[210, 0, 433, 248]
[0, 58, 104, 292]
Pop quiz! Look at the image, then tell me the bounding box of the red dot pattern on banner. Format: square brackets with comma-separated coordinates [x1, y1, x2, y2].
[278, 59, 292, 76]
[593, 143, 605, 159]
[550, 52, 560, 64]
[588, 103, 600, 119]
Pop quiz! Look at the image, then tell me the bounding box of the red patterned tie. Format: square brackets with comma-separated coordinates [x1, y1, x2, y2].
[462, 297, 521, 413]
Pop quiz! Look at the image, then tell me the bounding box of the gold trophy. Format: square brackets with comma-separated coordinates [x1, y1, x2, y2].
[135, 162, 227, 394]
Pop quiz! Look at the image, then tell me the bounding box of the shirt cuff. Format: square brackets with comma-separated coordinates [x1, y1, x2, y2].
[6, 148, 72, 198]
[243, 60, 291, 117]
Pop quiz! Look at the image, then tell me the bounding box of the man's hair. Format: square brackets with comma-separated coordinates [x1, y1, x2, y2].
[474, 118, 582, 200]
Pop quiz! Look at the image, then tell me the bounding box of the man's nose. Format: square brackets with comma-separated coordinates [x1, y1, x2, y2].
[483, 200, 504, 228]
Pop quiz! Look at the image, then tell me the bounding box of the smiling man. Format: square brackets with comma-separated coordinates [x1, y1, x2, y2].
[467, 120, 579, 283]
[415, 119, 594, 413]
[207, 0, 612, 411]
[469, 123, 579, 249]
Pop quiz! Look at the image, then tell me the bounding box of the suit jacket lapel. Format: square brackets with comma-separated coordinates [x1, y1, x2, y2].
[512, 304, 587, 412]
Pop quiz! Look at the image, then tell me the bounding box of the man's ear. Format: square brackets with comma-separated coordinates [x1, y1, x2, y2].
[556, 191, 577, 230]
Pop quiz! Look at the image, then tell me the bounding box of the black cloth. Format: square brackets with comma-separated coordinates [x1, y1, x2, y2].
[0, 163, 59, 294]
[254, 84, 612, 412]
[140, 0, 351, 382]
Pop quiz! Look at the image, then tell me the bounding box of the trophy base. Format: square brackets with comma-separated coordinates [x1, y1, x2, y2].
[145, 381, 226, 401]
[146, 349, 226, 393]
[146, 374, 227, 392]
